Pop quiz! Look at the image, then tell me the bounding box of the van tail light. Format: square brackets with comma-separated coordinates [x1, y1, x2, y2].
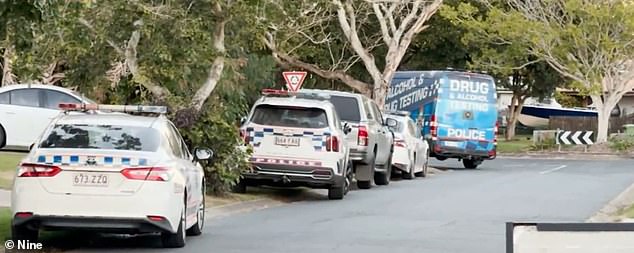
[358, 125, 368, 146]
[326, 136, 339, 152]
[18, 163, 61, 177]
[394, 139, 407, 148]
[430, 115, 438, 139]
[239, 129, 250, 145]
[121, 167, 171, 181]
[494, 121, 499, 146]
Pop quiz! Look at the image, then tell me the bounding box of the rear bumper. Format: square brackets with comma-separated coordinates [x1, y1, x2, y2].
[431, 141, 496, 160]
[242, 160, 344, 188]
[391, 147, 411, 172]
[11, 179, 183, 233]
[13, 215, 172, 234]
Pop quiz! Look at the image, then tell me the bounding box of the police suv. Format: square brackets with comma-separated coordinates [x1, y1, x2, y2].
[236, 89, 353, 200]
[11, 103, 212, 248]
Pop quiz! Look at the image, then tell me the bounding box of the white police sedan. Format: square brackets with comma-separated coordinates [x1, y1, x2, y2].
[11, 103, 212, 248]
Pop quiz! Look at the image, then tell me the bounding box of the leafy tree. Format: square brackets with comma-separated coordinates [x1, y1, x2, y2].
[450, 0, 634, 143]
[257, 0, 444, 107]
[442, 1, 569, 140]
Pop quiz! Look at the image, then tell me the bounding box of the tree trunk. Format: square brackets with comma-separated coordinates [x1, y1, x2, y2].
[591, 93, 622, 143]
[505, 94, 526, 140]
[373, 79, 389, 108]
[1, 45, 16, 86]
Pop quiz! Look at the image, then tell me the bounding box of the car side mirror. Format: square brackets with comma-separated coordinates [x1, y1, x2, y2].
[29, 143, 34, 151]
[194, 147, 214, 161]
[240, 116, 247, 125]
[386, 118, 398, 128]
[343, 123, 352, 135]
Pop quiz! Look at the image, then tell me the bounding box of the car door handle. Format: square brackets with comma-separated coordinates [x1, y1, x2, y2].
[5, 111, 15, 115]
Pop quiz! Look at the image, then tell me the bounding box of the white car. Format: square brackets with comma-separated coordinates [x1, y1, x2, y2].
[11, 103, 212, 248]
[385, 111, 430, 179]
[236, 89, 353, 200]
[0, 84, 96, 150]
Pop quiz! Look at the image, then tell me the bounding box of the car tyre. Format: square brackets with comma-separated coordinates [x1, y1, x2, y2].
[231, 178, 247, 193]
[375, 151, 392, 185]
[186, 185, 205, 236]
[328, 162, 352, 200]
[463, 159, 479, 169]
[357, 153, 376, 189]
[402, 155, 415, 180]
[162, 200, 186, 248]
[12, 224, 38, 242]
[0, 125, 5, 149]
[415, 151, 429, 177]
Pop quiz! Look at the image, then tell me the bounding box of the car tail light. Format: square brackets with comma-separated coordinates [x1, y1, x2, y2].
[15, 212, 33, 218]
[430, 115, 438, 140]
[18, 163, 61, 177]
[494, 121, 499, 146]
[121, 167, 170, 181]
[358, 125, 368, 146]
[240, 129, 250, 145]
[326, 136, 339, 152]
[147, 215, 166, 221]
[394, 139, 407, 147]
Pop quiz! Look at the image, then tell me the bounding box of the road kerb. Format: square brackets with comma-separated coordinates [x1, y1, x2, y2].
[587, 181, 634, 222]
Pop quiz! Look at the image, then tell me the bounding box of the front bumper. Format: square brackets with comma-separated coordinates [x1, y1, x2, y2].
[13, 215, 172, 234]
[242, 160, 344, 189]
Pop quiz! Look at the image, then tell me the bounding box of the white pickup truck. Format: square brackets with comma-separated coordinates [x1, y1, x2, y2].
[300, 89, 395, 189]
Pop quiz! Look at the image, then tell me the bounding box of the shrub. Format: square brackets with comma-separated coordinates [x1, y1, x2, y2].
[609, 134, 634, 152]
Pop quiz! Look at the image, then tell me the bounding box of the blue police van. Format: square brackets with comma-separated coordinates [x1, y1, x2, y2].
[385, 70, 498, 169]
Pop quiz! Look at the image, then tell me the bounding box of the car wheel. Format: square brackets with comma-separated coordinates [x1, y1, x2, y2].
[186, 185, 205, 236]
[328, 163, 347, 200]
[0, 125, 6, 149]
[357, 153, 376, 189]
[415, 151, 429, 177]
[162, 198, 186, 248]
[374, 151, 392, 185]
[12, 224, 38, 242]
[402, 154, 415, 180]
[463, 159, 479, 169]
[231, 178, 247, 193]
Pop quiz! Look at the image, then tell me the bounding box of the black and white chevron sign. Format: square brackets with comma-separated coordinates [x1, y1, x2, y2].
[558, 130, 594, 145]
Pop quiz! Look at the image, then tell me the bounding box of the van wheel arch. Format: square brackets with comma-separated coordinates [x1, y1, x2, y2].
[0, 124, 6, 148]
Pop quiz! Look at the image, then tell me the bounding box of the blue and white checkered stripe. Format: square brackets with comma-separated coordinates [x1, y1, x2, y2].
[35, 155, 148, 166]
[245, 127, 331, 151]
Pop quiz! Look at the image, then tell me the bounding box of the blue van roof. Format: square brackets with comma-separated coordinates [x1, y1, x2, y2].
[392, 70, 494, 80]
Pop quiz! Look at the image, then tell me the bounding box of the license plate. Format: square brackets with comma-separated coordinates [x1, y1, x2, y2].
[444, 141, 461, 147]
[275, 136, 300, 146]
[73, 173, 109, 187]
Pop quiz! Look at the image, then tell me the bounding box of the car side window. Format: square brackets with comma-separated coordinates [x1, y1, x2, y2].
[43, 90, 80, 109]
[371, 103, 384, 125]
[0, 92, 9, 104]
[168, 122, 191, 160]
[408, 121, 416, 137]
[362, 98, 374, 120]
[165, 123, 184, 158]
[10, 89, 40, 107]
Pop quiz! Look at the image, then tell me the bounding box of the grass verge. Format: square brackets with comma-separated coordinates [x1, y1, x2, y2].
[0, 207, 10, 240]
[496, 135, 533, 153]
[0, 152, 25, 189]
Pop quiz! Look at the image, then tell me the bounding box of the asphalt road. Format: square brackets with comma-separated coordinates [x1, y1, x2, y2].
[55, 158, 634, 253]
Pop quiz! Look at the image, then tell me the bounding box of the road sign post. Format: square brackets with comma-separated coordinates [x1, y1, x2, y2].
[282, 71, 307, 92]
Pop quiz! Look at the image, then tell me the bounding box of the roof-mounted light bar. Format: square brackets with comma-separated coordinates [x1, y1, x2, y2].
[261, 89, 330, 100]
[59, 103, 168, 114]
[386, 110, 411, 116]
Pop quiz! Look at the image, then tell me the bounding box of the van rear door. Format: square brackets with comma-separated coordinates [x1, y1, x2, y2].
[437, 73, 497, 153]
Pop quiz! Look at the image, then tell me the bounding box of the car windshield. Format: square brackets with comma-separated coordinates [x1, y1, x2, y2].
[39, 124, 160, 151]
[250, 104, 329, 129]
[328, 95, 361, 122]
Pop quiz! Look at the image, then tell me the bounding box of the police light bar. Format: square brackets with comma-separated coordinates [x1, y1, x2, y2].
[261, 89, 330, 100]
[59, 103, 167, 114]
[386, 110, 410, 116]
